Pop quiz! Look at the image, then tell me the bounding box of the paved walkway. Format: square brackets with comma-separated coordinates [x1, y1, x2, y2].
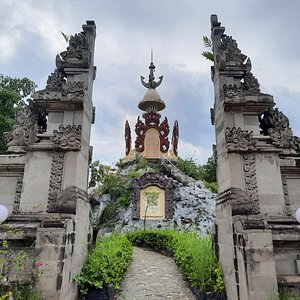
[115, 247, 195, 300]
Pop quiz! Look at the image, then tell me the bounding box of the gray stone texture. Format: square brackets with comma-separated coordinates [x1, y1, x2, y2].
[114, 247, 195, 300]
[211, 14, 300, 299]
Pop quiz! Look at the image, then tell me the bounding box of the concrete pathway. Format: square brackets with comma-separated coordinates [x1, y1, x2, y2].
[115, 247, 195, 300]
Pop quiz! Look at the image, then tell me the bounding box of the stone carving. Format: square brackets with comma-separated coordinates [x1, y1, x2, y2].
[6, 101, 38, 149]
[222, 73, 260, 103]
[125, 120, 132, 156]
[51, 125, 82, 151]
[242, 71, 260, 93]
[242, 153, 260, 214]
[47, 152, 65, 212]
[259, 108, 300, 149]
[281, 176, 292, 216]
[219, 34, 247, 65]
[46, 69, 65, 90]
[132, 172, 175, 219]
[135, 113, 170, 153]
[61, 81, 85, 101]
[33, 80, 85, 103]
[56, 32, 90, 71]
[225, 127, 257, 152]
[54, 186, 88, 214]
[217, 188, 259, 216]
[12, 173, 24, 214]
[171, 120, 179, 157]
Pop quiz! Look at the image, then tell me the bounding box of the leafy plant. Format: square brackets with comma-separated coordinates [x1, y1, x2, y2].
[143, 191, 160, 230]
[0, 226, 43, 299]
[202, 36, 214, 62]
[74, 234, 133, 296]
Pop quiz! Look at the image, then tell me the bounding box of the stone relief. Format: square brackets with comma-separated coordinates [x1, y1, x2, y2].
[132, 172, 175, 219]
[259, 108, 300, 149]
[242, 153, 260, 214]
[33, 80, 85, 102]
[47, 152, 65, 212]
[12, 173, 24, 214]
[281, 175, 292, 216]
[51, 125, 82, 151]
[56, 32, 90, 70]
[125, 120, 132, 156]
[225, 127, 257, 152]
[61, 81, 85, 101]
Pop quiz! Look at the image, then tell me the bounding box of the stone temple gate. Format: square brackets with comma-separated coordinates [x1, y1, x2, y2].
[210, 15, 300, 300]
[0, 21, 96, 299]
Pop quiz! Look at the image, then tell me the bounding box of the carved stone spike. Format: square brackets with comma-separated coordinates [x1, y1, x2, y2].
[46, 69, 65, 90]
[125, 120, 132, 156]
[260, 108, 299, 149]
[171, 120, 179, 156]
[225, 127, 257, 152]
[51, 125, 82, 151]
[47, 152, 65, 212]
[56, 32, 90, 70]
[132, 172, 175, 219]
[242, 71, 260, 93]
[242, 153, 260, 214]
[6, 100, 38, 148]
[12, 173, 24, 214]
[219, 34, 247, 64]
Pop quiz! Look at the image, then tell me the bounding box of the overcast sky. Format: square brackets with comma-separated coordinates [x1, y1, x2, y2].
[1, 0, 300, 165]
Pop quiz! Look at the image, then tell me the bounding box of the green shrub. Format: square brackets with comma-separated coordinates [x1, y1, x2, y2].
[74, 234, 133, 296]
[127, 229, 224, 293]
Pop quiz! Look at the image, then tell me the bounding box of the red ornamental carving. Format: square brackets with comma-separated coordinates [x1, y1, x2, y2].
[135, 112, 170, 153]
[171, 120, 179, 156]
[125, 120, 132, 156]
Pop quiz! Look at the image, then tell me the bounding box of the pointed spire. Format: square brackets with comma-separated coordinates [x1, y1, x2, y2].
[140, 50, 163, 89]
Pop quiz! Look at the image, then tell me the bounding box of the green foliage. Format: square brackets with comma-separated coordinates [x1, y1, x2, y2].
[0, 75, 37, 153]
[201, 36, 214, 62]
[176, 158, 205, 180]
[0, 226, 43, 299]
[74, 234, 133, 296]
[143, 191, 160, 230]
[176, 156, 217, 192]
[204, 181, 218, 193]
[127, 229, 224, 292]
[90, 161, 131, 207]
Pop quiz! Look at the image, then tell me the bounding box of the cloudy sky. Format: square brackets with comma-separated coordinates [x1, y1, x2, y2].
[1, 0, 300, 165]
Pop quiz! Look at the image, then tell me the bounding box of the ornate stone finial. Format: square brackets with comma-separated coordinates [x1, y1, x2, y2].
[140, 51, 163, 89]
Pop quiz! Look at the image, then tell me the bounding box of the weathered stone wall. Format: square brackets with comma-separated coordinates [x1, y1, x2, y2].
[210, 14, 300, 299]
[0, 20, 96, 299]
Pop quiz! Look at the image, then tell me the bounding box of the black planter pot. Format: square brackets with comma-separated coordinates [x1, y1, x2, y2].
[191, 288, 227, 300]
[86, 286, 114, 300]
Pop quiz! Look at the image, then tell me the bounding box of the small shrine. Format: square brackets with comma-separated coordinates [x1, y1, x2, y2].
[124, 56, 179, 161]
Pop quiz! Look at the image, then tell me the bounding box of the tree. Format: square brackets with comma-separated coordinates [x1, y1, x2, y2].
[143, 191, 159, 230]
[0, 75, 37, 153]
